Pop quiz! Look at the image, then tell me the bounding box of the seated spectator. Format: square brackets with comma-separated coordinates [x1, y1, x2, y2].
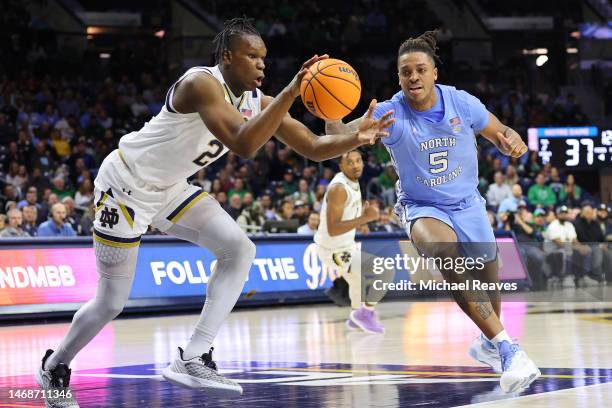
[74, 179, 94, 210]
[498, 184, 523, 215]
[275, 199, 294, 221]
[51, 176, 74, 200]
[505, 165, 519, 187]
[544, 206, 590, 288]
[62, 196, 81, 235]
[228, 178, 249, 199]
[297, 212, 320, 235]
[558, 174, 582, 208]
[596, 204, 612, 242]
[282, 169, 298, 195]
[377, 164, 397, 206]
[371, 208, 402, 232]
[17, 186, 41, 210]
[22, 204, 38, 237]
[237, 202, 266, 234]
[527, 173, 556, 208]
[0, 208, 30, 237]
[293, 200, 308, 225]
[225, 194, 243, 220]
[292, 178, 315, 206]
[487, 171, 512, 208]
[0, 214, 6, 232]
[509, 206, 549, 289]
[191, 169, 212, 192]
[573, 202, 608, 284]
[548, 167, 563, 196]
[37, 202, 76, 237]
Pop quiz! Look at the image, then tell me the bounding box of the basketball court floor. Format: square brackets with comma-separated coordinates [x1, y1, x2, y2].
[1, 300, 611, 407]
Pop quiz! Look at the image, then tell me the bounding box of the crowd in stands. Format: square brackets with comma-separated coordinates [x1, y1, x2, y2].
[0, 1, 610, 288]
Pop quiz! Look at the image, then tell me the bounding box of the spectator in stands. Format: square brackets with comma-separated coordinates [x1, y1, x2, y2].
[525, 151, 542, 179]
[573, 202, 607, 284]
[371, 207, 402, 232]
[293, 200, 308, 225]
[237, 201, 266, 234]
[74, 179, 94, 210]
[17, 186, 41, 210]
[282, 169, 298, 195]
[61, 196, 81, 235]
[509, 205, 549, 289]
[228, 178, 248, 199]
[532, 208, 548, 242]
[498, 184, 523, 215]
[37, 202, 76, 237]
[292, 178, 315, 206]
[22, 204, 38, 237]
[259, 193, 275, 220]
[225, 194, 243, 220]
[0, 214, 6, 233]
[80, 205, 95, 237]
[50, 176, 74, 200]
[596, 204, 612, 242]
[0, 184, 19, 212]
[276, 200, 294, 221]
[191, 169, 211, 192]
[486, 171, 512, 208]
[377, 163, 397, 206]
[297, 212, 320, 235]
[528, 173, 556, 208]
[548, 167, 563, 196]
[0, 208, 29, 237]
[505, 165, 519, 187]
[558, 174, 582, 208]
[544, 205, 590, 288]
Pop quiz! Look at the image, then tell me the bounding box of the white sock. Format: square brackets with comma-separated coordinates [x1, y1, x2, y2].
[491, 330, 512, 349]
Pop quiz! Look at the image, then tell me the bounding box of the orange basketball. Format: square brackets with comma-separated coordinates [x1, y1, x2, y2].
[300, 58, 361, 121]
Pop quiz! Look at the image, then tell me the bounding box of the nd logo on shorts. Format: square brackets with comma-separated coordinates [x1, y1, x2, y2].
[94, 188, 137, 237]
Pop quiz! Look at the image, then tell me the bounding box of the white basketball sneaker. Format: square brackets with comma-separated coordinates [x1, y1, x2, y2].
[468, 333, 502, 373]
[162, 347, 242, 396]
[498, 340, 541, 393]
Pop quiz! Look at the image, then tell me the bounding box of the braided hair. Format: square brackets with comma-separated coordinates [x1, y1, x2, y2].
[212, 17, 261, 64]
[397, 30, 441, 66]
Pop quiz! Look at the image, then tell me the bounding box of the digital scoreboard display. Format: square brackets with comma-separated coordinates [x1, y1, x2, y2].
[528, 126, 612, 169]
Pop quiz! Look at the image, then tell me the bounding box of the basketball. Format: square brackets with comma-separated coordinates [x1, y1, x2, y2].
[300, 58, 361, 121]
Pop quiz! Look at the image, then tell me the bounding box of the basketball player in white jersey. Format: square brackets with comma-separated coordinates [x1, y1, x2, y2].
[315, 150, 385, 333]
[36, 18, 394, 407]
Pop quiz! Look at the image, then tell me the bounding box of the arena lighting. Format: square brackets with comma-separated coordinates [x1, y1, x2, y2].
[522, 48, 548, 55]
[567, 48, 578, 54]
[87, 26, 104, 35]
[155, 30, 165, 38]
[99, 53, 111, 59]
[536, 55, 549, 66]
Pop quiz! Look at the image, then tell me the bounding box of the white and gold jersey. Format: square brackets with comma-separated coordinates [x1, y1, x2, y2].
[118, 65, 262, 188]
[315, 172, 362, 250]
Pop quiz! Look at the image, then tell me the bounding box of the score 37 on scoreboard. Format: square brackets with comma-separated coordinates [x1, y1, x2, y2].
[527, 126, 612, 169]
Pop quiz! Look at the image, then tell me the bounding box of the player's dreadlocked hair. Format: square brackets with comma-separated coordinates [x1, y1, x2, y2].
[213, 17, 261, 64]
[397, 30, 441, 65]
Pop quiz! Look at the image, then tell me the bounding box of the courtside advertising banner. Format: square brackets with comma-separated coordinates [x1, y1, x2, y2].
[0, 236, 527, 313]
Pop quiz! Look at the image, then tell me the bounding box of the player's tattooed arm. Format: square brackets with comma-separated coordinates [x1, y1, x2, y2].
[480, 112, 528, 158]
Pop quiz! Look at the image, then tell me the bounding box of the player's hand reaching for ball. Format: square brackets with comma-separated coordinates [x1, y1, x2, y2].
[357, 99, 395, 146]
[362, 201, 380, 222]
[285, 54, 329, 99]
[498, 128, 528, 158]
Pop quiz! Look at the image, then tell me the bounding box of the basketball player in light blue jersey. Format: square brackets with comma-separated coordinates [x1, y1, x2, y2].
[326, 31, 539, 394]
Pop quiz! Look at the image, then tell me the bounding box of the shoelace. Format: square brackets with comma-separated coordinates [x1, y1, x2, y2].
[500, 343, 521, 371]
[49, 364, 72, 388]
[200, 347, 217, 371]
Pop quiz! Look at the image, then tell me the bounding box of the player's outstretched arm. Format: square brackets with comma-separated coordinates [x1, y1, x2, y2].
[324, 117, 362, 134]
[265, 98, 394, 161]
[174, 55, 327, 158]
[480, 112, 528, 158]
[326, 186, 379, 236]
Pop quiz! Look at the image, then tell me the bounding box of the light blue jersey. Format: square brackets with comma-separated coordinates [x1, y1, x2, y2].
[374, 84, 489, 207]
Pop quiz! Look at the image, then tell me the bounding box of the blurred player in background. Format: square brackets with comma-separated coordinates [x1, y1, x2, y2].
[315, 149, 384, 333]
[326, 30, 540, 393]
[36, 17, 393, 408]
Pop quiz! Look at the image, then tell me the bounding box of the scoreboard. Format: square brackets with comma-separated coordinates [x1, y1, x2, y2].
[528, 126, 612, 169]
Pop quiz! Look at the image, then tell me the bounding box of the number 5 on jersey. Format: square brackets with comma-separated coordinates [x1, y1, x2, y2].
[429, 151, 448, 174]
